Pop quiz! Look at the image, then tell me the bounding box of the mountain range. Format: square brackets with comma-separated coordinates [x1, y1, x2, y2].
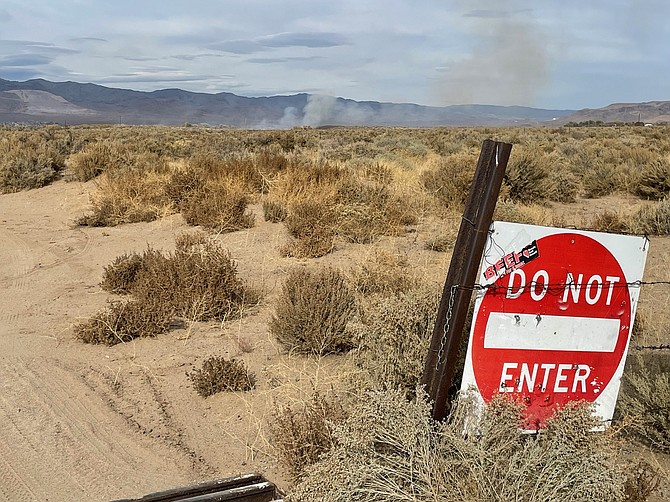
[0, 78, 666, 127]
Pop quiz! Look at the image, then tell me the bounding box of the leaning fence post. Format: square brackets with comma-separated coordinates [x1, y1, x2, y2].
[422, 139, 512, 421]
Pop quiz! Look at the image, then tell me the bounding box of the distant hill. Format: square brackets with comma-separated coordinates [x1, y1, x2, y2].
[0, 78, 573, 127]
[559, 101, 670, 125]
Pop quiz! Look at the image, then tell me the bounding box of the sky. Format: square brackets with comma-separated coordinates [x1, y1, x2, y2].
[0, 0, 668, 110]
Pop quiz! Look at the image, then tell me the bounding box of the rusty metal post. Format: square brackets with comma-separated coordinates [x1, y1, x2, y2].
[422, 139, 512, 421]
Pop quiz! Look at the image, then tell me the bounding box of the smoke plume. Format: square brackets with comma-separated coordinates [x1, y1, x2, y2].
[440, 2, 548, 106]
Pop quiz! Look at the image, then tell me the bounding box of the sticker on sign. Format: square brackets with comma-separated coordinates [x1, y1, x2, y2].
[459, 221, 648, 431]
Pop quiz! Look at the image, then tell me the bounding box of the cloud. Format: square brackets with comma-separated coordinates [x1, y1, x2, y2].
[94, 69, 233, 85]
[0, 40, 79, 55]
[207, 40, 264, 54]
[210, 31, 348, 54]
[0, 9, 12, 23]
[257, 32, 348, 48]
[0, 54, 52, 66]
[246, 56, 323, 64]
[69, 37, 108, 43]
[0, 68, 45, 81]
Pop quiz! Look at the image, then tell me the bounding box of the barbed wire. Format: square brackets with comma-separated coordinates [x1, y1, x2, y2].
[632, 344, 670, 351]
[452, 280, 670, 294]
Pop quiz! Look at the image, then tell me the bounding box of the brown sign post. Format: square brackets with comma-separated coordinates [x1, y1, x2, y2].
[422, 139, 512, 421]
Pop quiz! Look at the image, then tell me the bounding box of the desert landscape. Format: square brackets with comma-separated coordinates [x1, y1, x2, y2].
[0, 124, 669, 501]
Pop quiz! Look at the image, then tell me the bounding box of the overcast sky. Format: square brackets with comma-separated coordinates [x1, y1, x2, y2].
[0, 1, 668, 110]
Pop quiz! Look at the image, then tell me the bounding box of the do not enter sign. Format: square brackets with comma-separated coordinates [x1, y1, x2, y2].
[460, 222, 648, 430]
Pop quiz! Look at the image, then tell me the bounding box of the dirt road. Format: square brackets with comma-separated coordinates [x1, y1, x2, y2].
[0, 181, 290, 501]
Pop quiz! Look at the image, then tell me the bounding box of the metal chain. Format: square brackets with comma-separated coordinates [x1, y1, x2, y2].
[436, 284, 459, 370]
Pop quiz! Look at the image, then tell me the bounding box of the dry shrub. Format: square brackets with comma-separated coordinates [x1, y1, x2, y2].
[180, 181, 255, 232]
[629, 198, 670, 235]
[132, 235, 259, 322]
[420, 151, 477, 208]
[504, 149, 553, 203]
[77, 154, 171, 226]
[582, 161, 621, 198]
[623, 460, 663, 502]
[189, 356, 255, 397]
[494, 199, 553, 226]
[355, 287, 439, 394]
[288, 391, 626, 502]
[68, 141, 132, 181]
[334, 177, 416, 243]
[619, 352, 670, 453]
[78, 235, 258, 345]
[350, 251, 418, 297]
[100, 252, 144, 294]
[281, 199, 337, 258]
[262, 199, 288, 222]
[270, 392, 347, 481]
[635, 158, 670, 200]
[164, 167, 203, 207]
[0, 140, 64, 193]
[547, 169, 580, 203]
[425, 233, 454, 252]
[590, 210, 630, 233]
[269, 267, 357, 355]
[74, 296, 174, 345]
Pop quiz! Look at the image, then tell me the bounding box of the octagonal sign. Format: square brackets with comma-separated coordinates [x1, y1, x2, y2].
[459, 221, 648, 430]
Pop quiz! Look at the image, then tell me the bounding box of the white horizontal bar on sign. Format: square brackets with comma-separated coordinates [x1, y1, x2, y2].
[483, 313, 620, 352]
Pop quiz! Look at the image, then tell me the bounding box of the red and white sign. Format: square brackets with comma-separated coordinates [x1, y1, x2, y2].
[460, 221, 648, 430]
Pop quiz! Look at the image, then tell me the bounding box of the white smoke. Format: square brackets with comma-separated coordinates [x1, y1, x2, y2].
[440, 2, 548, 106]
[302, 94, 375, 127]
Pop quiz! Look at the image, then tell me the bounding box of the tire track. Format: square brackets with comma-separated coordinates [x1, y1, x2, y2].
[0, 226, 95, 324]
[80, 367, 214, 478]
[0, 357, 91, 500]
[0, 440, 37, 502]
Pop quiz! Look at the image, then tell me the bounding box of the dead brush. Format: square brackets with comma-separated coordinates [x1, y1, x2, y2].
[354, 287, 439, 394]
[629, 198, 670, 235]
[262, 199, 288, 222]
[618, 352, 670, 453]
[269, 267, 357, 355]
[77, 234, 259, 345]
[270, 392, 347, 481]
[349, 250, 418, 297]
[77, 155, 172, 226]
[0, 140, 64, 193]
[74, 296, 174, 345]
[131, 235, 260, 322]
[289, 391, 629, 502]
[582, 160, 622, 198]
[420, 151, 477, 208]
[180, 180, 255, 233]
[281, 199, 337, 258]
[547, 168, 580, 203]
[189, 356, 255, 397]
[503, 148, 553, 203]
[635, 158, 670, 200]
[100, 252, 144, 294]
[68, 141, 132, 181]
[590, 210, 630, 233]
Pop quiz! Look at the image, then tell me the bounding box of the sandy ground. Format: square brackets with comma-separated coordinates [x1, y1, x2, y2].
[0, 180, 668, 501]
